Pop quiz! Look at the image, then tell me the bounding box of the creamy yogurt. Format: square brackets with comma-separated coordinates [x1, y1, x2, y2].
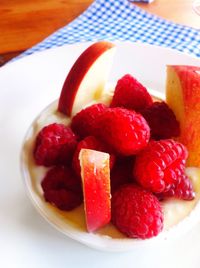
[22, 98, 200, 240]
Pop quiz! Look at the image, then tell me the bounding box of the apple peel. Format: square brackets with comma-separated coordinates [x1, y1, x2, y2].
[58, 41, 116, 116]
[166, 65, 200, 167]
[79, 149, 111, 232]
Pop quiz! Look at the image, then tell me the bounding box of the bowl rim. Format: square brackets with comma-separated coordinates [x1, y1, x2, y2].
[20, 91, 200, 252]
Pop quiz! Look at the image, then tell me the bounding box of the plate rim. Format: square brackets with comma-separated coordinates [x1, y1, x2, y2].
[2, 40, 200, 72]
[9, 40, 200, 251]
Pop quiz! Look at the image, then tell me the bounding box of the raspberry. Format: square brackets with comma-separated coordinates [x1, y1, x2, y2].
[110, 74, 153, 112]
[71, 103, 107, 138]
[158, 174, 195, 201]
[141, 101, 180, 140]
[110, 157, 134, 193]
[34, 123, 77, 167]
[72, 136, 116, 176]
[112, 184, 163, 239]
[133, 139, 188, 193]
[41, 166, 83, 211]
[41, 165, 82, 194]
[98, 107, 150, 155]
[44, 189, 82, 211]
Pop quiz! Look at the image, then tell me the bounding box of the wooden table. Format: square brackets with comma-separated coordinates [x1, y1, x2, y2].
[0, 0, 199, 66]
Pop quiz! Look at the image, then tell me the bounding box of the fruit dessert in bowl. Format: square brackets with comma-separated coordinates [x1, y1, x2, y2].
[21, 41, 200, 251]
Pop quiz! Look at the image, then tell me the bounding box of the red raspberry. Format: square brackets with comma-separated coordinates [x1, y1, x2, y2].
[110, 74, 153, 112]
[141, 101, 180, 140]
[34, 123, 77, 167]
[41, 165, 82, 194]
[41, 166, 83, 211]
[71, 103, 107, 138]
[112, 184, 163, 239]
[44, 189, 82, 211]
[72, 136, 116, 176]
[110, 157, 134, 193]
[98, 107, 150, 155]
[158, 174, 195, 201]
[133, 139, 188, 193]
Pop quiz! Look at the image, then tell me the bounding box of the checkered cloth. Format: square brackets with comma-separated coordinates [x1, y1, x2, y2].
[130, 0, 154, 2]
[21, 0, 200, 59]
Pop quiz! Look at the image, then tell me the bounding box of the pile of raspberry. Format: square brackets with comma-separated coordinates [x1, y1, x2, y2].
[33, 74, 195, 240]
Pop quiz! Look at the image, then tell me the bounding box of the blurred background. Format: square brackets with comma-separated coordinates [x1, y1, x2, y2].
[0, 0, 199, 66]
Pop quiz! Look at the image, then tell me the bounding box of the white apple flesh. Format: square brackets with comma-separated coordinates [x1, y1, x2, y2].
[58, 41, 116, 116]
[166, 65, 200, 167]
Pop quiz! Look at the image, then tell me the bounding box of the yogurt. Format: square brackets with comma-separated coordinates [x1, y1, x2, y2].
[22, 99, 200, 240]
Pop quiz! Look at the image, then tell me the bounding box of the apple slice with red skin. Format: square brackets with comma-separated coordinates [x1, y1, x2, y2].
[58, 41, 116, 117]
[79, 149, 111, 232]
[166, 65, 200, 167]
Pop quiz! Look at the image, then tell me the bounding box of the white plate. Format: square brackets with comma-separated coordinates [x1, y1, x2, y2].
[1, 42, 200, 266]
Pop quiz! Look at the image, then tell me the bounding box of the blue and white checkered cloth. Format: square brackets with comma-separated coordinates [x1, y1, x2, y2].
[21, 0, 200, 59]
[130, 0, 154, 3]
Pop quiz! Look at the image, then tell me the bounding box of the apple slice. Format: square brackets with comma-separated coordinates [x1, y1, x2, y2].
[79, 149, 111, 232]
[58, 41, 116, 116]
[166, 65, 200, 167]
